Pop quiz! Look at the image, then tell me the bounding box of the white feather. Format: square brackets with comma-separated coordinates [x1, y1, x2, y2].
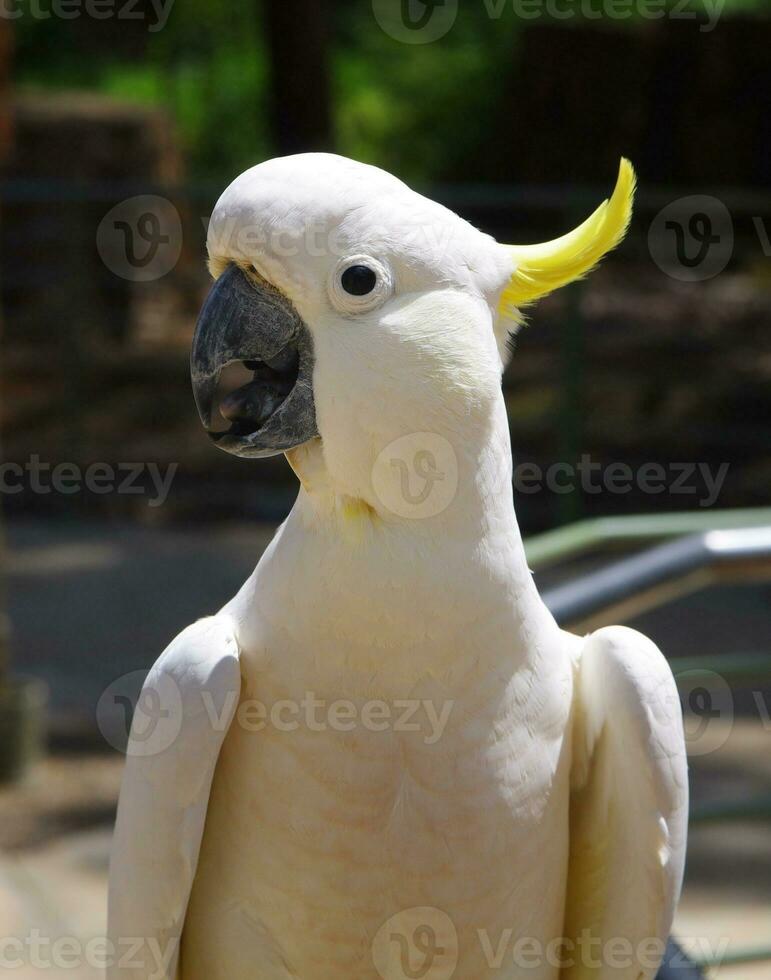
[107, 616, 240, 979]
[565, 626, 688, 979]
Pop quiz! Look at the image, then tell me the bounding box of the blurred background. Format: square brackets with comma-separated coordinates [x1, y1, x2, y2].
[0, 1, 769, 977]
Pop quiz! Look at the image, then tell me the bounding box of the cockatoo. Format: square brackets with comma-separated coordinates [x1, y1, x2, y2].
[108, 154, 688, 980]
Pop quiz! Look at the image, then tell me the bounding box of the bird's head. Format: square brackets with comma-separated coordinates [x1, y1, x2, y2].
[192, 153, 634, 504]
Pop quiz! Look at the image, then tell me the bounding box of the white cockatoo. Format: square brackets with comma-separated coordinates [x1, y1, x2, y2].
[108, 154, 688, 980]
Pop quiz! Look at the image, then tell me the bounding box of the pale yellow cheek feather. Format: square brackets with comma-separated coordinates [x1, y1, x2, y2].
[340, 495, 377, 524]
[499, 158, 636, 323]
[338, 496, 380, 547]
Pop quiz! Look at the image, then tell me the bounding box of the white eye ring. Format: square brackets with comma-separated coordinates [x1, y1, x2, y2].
[328, 255, 394, 315]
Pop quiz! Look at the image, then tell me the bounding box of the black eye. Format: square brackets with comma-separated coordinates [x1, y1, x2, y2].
[341, 264, 377, 296]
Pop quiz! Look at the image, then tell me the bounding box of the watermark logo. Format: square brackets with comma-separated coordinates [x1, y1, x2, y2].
[0, 926, 730, 976]
[97, 195, 182, 282]
[372, 433, 459, 520]
[0, 931, 178, 976]
[372, 907, 459, 980]
[96, 669, 183, 756]
[220, 693, 455, 746]
[648, 195, 733, 282]
[513, 456, 729, 509]
[372, 0, 458, 44]
[98, 673, 455, 754]
[676, 668, 733, 758]
[0, 456, 177, 507]
[204, 214, 459, 267]
[0, 0, 175, 30]
[372, 0, 723, 41]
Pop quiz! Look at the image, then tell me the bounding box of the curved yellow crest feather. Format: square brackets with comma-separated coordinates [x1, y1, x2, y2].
[500, 158, 636, 319]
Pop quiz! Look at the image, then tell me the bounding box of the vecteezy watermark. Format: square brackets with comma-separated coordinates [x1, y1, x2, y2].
[102, 656, 769, 759]
[0, 456, 177, 507]
[214, 692, 454, 746]
[369, 441, 729, 520]
[203, 213, 461, 267]
[475, 929, 731, 971]
[492, 0, 724, 32]
[97, 669, 456, 755]
[99, 205, 463, 284]
[373, 432, 460, 520]
[373, 907, 459, 980]
[0, 0, 175, 31]
[97, 669, 184, 756]
[649, 199, 771, 280]
[649, 195, 734, 282]
[97, 195, 182, 282]
[0, 925, 730, 977]
[753, 215, 771, 259]
[513, 456, 729, 508]
[372, 0, 725, 44]
[0, 930, 177, 977]
[675, 667, 734, 758]
[371, 910, 732, 979]
[372, 0, 459, 45]
[754, 689, 771, 732]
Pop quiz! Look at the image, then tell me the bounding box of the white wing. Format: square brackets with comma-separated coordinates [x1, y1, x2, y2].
[107, 615, 241, 980]
[564, 625, 688, 979]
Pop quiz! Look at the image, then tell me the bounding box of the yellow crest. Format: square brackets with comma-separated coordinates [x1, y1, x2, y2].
[500, 158, 636, 320]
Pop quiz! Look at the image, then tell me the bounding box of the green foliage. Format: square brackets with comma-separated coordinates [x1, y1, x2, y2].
[13, 0, 272, 179]
[333, 2, 523, 182]
[10, 0, 769, 182]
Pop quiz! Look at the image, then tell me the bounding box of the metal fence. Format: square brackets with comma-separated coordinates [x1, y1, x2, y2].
[529, 506, 771, 970]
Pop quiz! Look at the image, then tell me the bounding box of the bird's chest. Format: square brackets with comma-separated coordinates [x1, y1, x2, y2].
[182, 651, 573, 980]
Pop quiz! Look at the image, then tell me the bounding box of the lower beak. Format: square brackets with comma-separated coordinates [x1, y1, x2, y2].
[190, 264, 318, 458]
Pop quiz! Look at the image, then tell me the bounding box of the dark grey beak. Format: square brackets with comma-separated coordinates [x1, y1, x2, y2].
[191, 264, 317, 458]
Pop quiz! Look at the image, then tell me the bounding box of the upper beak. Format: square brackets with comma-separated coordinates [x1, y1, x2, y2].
[190, 264, 318, 458]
